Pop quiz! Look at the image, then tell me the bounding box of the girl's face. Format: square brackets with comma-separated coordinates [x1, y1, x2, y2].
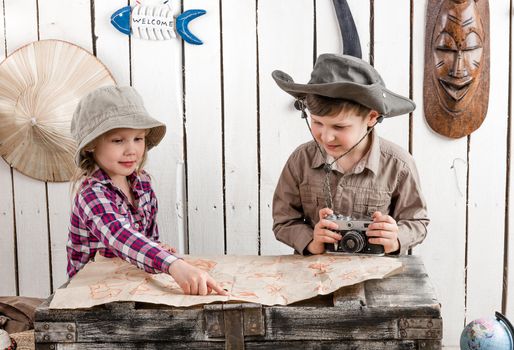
[93, 128, 146, 183]
[310, 109, 377, 158]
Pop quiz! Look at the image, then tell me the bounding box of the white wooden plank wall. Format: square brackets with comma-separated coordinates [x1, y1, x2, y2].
[413, 0, 468, 345]
[222, 0, 259, 255]
[0, 0, 16, 297]
[374, 0, 410, 149]
[0, 0, 512, 347]
[5, 0, 51, 298]
[185, 0, 225, 255]
[466, 0, 509, 325]
[259, 0, 314, 255]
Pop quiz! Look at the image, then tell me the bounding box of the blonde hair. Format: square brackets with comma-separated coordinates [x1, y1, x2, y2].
[70, 131, 149, 196]
[305, 94, 371, 117]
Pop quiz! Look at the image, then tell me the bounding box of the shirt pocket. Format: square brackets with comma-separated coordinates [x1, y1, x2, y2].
[353, 189, 391, 219]
[299, 182, 325, 224]
[115, 199, 129, 216]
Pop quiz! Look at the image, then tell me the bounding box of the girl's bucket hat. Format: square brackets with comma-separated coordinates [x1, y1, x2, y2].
[71, 85, 166, 166]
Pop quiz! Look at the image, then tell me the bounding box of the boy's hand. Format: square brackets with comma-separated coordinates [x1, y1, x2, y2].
[308, 208, 342, 254]
[168, 259, 229, 296]
[367, 211, 400, 254]
[158, 242, 177, 254]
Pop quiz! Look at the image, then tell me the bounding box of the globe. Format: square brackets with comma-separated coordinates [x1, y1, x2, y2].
[460, 312, 514, 350]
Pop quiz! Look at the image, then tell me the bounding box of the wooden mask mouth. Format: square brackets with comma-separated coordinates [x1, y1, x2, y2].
[438, 75, 474, 102]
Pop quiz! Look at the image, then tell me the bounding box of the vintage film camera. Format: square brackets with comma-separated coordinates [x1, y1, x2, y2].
[324, 214, 384, 255]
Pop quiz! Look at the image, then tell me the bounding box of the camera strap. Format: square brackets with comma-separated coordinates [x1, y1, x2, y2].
[296, 98, 383, 209]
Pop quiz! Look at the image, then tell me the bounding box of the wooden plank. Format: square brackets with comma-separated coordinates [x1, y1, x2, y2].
[333, 282, 366, 308]
[35, 307, 440, 343]
[316, 0, 371, 60]
[184, 0, 225, 254]
[222, 0, 259, 255]
[34, 340, 441, 350]
[35, 343, 226, 350]
[130, 3, 185, 253]
[38, 0, 93, 293]
[258, 0, 314, 255]
[0, 162, 16, 296]
[12, 176, 50, 297]
[508, 0, 514, 321]
[36, 303, 204, 321]
[373, 0, 410, 149]
[365, 275, 439, 308]
[0, 0, 17, 296]
[412, 0, 467, 346]
[0, 0, 4, 59]
[466, 0, 507, 323]
[38, 0, 89, 47]
[4, 0, 51, 298]
[246, 340, 442, 350]
[361, 256, 440, 311]
[94, 0, 130, 86]
[262, 308, 441, 341]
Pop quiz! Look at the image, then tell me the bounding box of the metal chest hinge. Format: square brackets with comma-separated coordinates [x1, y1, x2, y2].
[398, 318, 442, 340]
[204, 303, 265, 350]
[34, 322, 77, 343]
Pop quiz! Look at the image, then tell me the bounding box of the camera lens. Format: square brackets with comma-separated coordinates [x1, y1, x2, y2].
[340, 231, 366, 253]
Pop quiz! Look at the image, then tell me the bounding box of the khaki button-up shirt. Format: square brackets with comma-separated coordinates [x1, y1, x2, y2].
[272, 131, 429, 255]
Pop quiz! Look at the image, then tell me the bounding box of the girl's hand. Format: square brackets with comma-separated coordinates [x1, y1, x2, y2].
[307, 208, 341, 254]
[168, 259, 228, 296]
[367, 211, 400, 254]
[158, 242, 177, 254]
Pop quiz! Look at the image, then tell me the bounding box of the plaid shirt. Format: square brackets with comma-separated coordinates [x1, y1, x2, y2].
[66, 168, 177, 278]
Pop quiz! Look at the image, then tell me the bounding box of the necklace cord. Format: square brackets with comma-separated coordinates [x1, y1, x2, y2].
[296, 98, 383, 210]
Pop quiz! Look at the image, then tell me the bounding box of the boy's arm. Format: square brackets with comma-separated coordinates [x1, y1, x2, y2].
[392, 163, 429, 254]
[272, 157, 314, 255]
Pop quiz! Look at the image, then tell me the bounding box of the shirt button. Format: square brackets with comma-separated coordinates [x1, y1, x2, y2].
[134, 223, 140, 229]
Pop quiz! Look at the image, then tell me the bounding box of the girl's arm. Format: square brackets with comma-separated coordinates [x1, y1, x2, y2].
[78, 186, 178, 274]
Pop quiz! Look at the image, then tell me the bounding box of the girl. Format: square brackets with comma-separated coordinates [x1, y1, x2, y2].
[67, 85, 226, 296]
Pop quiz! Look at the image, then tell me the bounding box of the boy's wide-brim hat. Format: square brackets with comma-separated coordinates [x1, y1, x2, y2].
[0, 40, 115, 182]
[72, 85, 166, 166]
[272, 54, 415, 117]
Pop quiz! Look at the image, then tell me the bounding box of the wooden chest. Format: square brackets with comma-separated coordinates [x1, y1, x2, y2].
[34, 255, 442, 349]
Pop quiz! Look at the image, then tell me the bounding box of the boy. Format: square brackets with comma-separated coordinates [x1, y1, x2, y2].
[271, 54, 429, 255]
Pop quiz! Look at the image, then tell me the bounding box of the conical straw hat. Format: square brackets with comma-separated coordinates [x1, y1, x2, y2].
[0, 40, 115, 182]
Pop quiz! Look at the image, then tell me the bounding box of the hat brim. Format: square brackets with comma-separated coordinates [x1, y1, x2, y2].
[272, 70, 415, 117]
[74, 112, 166, 166]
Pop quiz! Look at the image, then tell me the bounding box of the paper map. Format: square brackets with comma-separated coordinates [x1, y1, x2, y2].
[50, 254, 402, 309]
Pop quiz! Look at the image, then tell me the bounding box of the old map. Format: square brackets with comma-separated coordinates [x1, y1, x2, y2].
[50, 254, 402, 309]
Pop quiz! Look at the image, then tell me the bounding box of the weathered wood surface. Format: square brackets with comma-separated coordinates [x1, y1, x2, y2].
[35, 256, 441, 349]
[35, 340, 442, 350]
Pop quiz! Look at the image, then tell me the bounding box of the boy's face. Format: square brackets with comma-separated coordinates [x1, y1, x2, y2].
[310, 109, 377, 158]
[93, 128, 147, 183]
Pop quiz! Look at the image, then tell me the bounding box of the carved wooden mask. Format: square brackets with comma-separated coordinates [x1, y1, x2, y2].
[424, 0, 489, 138]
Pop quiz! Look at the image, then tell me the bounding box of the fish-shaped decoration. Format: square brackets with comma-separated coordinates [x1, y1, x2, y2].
[111, 4, 206, 45]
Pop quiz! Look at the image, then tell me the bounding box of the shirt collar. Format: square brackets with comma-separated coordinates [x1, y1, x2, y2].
[366, 129, 381, 175]
[310, 129, 381, 176]
[89, 167, 144, 198]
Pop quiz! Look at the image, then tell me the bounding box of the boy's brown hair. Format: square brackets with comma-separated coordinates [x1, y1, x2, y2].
[305, 94, 371, 117]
